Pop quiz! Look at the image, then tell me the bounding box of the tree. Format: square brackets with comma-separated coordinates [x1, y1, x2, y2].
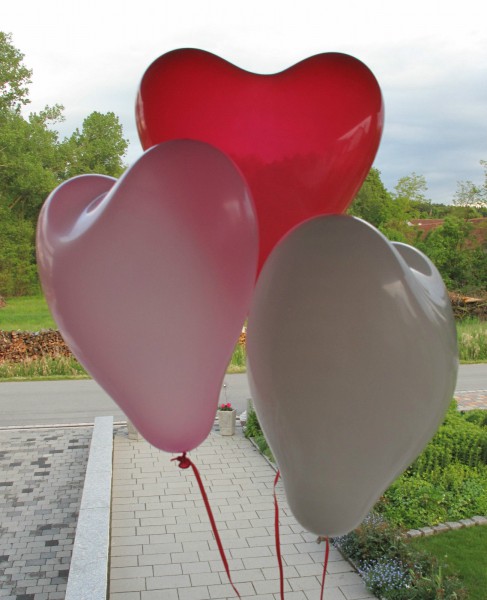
[0, 105, 65, 220]
[348, 168, 394, 228]
[62, 111, 128, 178]
[453, 160, 487, 210]
[393, 172, 428, 205]
[415, 216, 486, 291]
[0, 32, 32, 112]
[0, 205, 38, 296]
[0, 32, 129, 295]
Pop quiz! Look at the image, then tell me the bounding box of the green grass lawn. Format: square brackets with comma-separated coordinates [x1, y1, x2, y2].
[408, 526, 487, 600]
[0, 295, 56, 331]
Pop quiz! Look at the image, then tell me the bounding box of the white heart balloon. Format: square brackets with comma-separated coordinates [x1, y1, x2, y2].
[247, 215, 458, 536]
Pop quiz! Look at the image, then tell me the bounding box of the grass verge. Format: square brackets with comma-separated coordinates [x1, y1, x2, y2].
[408, 526, 487, 600]
[456, 318, 487, 362]
[0, 356, 89, 380]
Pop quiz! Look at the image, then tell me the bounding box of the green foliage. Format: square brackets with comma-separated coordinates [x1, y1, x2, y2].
[375, 402, 487, 529]
[453, 159, 487, 209]
[348, 167, 394, 228]
[0, 32, 31, 112]
[349, 167, 487, 292]
[244, 409, 261, 438]
[463, 409, 487, 428]
[380, 466, 487, 529]
[393, 172, 428, 205]
[243, 409, 274, 462]
[415, 216, 487, 291]
[0, 106, 64, 220]
[334, 515, 467, 599]
[61, 111, 128, 178]
[0, 31, 129, 296]
[0, 206, 39, 296]
[380, 477, 448, 529]
[410, 403, 487, 471]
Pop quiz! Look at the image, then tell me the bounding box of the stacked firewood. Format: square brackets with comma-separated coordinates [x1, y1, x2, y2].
[448, 292, 487, 320]
[0, 330, 72, 363]
[238, 330, 246, 347]
[0, 292, 483, 364]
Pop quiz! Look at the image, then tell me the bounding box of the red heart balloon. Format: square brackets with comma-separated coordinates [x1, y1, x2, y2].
[136, 49, 384, 272]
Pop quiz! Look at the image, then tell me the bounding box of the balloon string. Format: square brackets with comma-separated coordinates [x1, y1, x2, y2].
[172, 453, 241, 599]
[319, 537, 330, 600]
[274, 470, 285, 599]
[274, 469, 329, 600]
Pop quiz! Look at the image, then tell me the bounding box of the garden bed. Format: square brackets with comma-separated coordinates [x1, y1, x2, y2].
[244, 401, 487, 599]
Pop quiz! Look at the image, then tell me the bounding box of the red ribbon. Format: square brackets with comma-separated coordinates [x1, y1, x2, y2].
[172, 453, 241, 598]
[274, 470, 285, 599]
[274, 470, 329, 600]
[320, 537, 330, 600]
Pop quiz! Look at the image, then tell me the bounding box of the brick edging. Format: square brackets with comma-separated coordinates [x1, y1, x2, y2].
[406, 515, 487, 537]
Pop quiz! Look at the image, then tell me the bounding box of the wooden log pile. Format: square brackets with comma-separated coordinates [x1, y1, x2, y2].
[0, 292, 484, 365]
[448, 292, 487, 320]
[0, 330, 73, 363]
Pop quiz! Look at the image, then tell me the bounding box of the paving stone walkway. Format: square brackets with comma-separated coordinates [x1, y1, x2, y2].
[455, 389, 487, 411]
[0, 426, 91, 600]
[109, 425, 376, 600]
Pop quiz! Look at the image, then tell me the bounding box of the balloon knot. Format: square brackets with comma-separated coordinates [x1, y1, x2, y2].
[172, 453, 191, 469]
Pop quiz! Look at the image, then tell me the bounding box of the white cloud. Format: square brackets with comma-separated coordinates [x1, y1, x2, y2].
[3, 0, 487, 203]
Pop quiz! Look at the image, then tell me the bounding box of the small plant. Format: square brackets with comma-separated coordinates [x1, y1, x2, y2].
[334, 514, 467, 599]
[218, 402, 233, 411]
[244, 409, 261, 438]
[359, 558, 413, 599]
[243, 408, 275, 462]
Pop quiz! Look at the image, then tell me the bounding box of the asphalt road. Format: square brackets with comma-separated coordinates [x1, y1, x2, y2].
[0, 364, 486, 428]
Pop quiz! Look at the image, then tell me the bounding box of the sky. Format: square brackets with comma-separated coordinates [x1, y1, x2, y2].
[3, 0, 487, 204]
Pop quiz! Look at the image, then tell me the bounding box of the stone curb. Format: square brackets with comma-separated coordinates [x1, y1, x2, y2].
[406, 515, 487, 537]
[65, 415, 114, 600]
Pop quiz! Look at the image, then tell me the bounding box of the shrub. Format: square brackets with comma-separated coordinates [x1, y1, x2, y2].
[463, 409, 487, 428]
[243, 409, 274, 462]
[334, 515, 467, 599]
[378, 464, 487, 528]
[379, 476, 448, 529]
[364, 401, 487, 528]
[409, 403, 487, 473]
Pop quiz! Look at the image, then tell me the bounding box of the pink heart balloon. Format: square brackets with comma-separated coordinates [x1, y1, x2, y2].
[37, 140, 258, 452]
